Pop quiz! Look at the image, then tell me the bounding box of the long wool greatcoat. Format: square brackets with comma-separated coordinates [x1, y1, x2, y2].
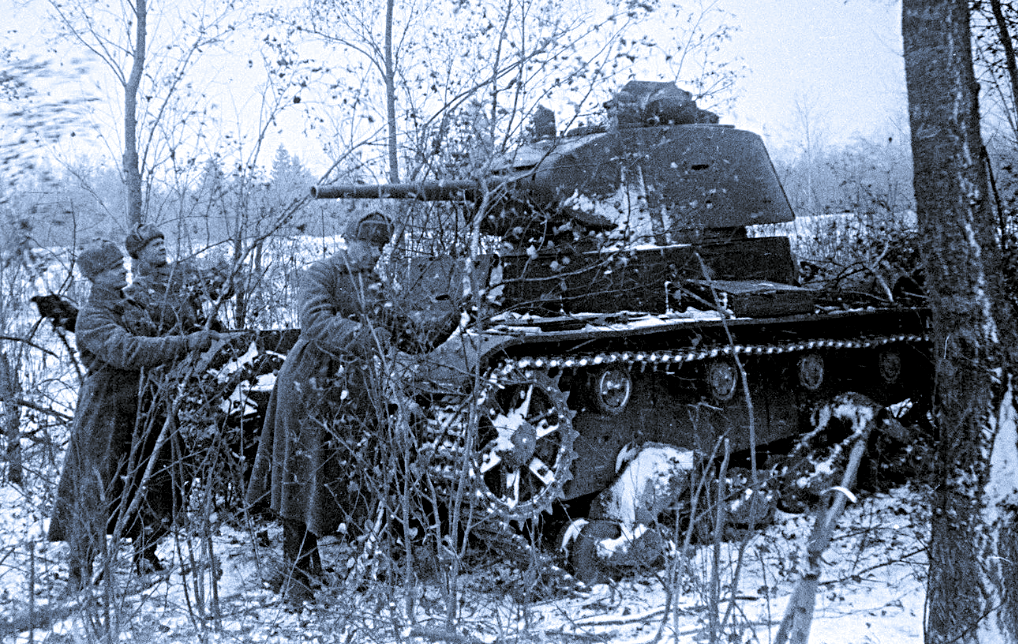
[245, 241, 389, 538]
[47, 286, 193, 544]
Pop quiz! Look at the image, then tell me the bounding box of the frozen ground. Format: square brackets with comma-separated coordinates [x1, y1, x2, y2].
[0, 482, 928, 643]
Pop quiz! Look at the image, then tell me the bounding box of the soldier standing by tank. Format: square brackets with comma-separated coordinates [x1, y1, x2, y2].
[245, 213, 398, 605]
[123, 224, 227, 540]
[48, 240, 223, 589]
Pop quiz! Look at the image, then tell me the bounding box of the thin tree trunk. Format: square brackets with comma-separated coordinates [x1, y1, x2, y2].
[902, 0, 1018, 641]
[989, 0, 1018, 135]
[0, 351, 23, 485]
[384, 0, 399, 183]
[124, 0, 147, 228]
[774, 395, 880, 644]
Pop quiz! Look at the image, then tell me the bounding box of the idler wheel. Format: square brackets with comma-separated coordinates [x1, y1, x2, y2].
[472, 369, 578, 520]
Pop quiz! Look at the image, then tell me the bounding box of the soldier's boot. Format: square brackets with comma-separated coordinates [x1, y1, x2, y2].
[282, 518, 319, 606]
[132, 523, 168, 575]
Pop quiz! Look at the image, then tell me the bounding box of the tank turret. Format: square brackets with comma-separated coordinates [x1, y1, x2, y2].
[314, 81, 794, 246]
[315, 82, 804, 318]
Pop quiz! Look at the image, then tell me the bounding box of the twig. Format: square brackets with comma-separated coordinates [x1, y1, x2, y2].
[575, 607, 668, 627]
[346, 501, 387, 591]
[14, 397, 72, 423]
[28, 541, 35, 644]
[541, 630, 618, 642]
[0, 337, 58, 358]
[113, 339, 231, 541]
[710, 440, 730, 641]
[817, 547, 927, 586]
[406, 625, 487, 644]
[695, 252, 761, 636]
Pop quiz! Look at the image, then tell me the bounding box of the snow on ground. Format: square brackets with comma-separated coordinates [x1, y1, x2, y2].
[0, 483, 929, 643]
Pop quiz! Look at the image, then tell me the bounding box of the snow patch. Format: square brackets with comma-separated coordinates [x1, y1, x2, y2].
[597, 523, 650, 559]
[599, 443, 694, 529]
[214, 341, 261, 382]
[560, 518, 589, 555]
[831, 398, 876, 436]
[252, 372, 276, 392]
[219, 384, 260, 417]
[984, 379, 1018, 519]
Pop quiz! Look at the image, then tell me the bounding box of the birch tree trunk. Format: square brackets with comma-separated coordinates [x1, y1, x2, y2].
[902, 1, 1018, 641]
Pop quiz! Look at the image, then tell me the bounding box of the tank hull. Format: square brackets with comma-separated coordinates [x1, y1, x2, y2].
[307, 81, 932, 564]
[417, 298, 930, 504]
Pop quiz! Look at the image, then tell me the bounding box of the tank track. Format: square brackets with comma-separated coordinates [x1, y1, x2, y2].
[494, 332, 928, 373]
[419, 331, 928, 587]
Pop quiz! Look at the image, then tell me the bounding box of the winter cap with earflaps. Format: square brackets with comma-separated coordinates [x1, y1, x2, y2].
[78, 240, 125, 280]
[348, 212, 393, 248]
[125, 223, 165, 259]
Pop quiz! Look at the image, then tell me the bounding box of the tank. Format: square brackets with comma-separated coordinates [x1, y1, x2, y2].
[313, 81, 931, 569]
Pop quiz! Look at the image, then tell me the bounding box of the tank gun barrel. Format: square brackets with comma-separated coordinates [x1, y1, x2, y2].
[311, 180, 480, 201]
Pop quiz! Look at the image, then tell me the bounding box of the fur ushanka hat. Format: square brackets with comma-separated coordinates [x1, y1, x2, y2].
[125, 223, 165, 259]
[78, 240, 124, 280]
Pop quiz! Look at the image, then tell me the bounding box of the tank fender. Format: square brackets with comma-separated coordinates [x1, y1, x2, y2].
[414, 328, 520, 389]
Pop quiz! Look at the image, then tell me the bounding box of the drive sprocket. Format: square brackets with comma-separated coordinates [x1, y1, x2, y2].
[425, 367, 578, 522]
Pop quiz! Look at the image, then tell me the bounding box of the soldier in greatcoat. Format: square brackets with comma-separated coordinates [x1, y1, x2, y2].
[123, 223, 222, 524]
[245, 213, 397, 605]
[48, 240, 221, 589]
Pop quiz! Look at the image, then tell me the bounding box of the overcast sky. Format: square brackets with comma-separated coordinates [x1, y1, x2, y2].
[4, 0, 908, 171]
[718, 0, 907, 155]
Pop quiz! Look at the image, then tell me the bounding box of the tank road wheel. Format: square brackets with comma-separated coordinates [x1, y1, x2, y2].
[471, 369, 578, 521]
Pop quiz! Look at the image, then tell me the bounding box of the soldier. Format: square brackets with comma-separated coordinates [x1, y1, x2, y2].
[48, 240, 224, 589]
[245, 213, 397, 605]
[125, 223, 222, 334]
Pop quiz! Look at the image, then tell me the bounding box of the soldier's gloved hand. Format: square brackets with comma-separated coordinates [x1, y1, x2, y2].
[186, 329, 215, 352]
[349, 324, 392, 356]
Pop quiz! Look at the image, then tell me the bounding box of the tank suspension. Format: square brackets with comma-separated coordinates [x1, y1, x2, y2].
[423, 332, 927, 518]
[418, 331, 929, 587]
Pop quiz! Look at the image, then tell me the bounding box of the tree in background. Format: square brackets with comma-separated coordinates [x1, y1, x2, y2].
[973, 0, 1018, 143]
[902, 0, 1018, 641]
[266, 0, 741, 186]
[48, 0, 244, 229]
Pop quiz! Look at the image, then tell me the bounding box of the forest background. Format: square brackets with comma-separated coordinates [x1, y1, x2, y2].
[0, 0, 926, 252]
[4, 0, 1018, 641]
